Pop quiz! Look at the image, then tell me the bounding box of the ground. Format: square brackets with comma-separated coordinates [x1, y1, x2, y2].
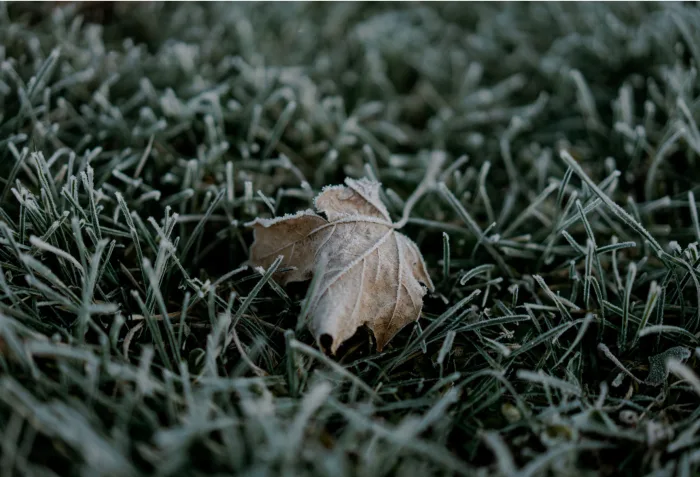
[0, 2, 699, 476]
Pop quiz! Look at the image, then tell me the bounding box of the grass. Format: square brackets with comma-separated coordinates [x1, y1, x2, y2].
[1, 2, 700, 476]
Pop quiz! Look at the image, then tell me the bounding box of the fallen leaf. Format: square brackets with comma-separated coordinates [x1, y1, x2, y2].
[247, 177, 434, 353]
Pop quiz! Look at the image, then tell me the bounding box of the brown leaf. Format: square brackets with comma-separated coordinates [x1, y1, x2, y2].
[247, 177, 434, 354]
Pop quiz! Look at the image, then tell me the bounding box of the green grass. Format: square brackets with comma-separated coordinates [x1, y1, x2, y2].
[1, 2, 700, 476]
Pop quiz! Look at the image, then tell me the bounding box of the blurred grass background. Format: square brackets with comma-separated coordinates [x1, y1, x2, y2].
[1, 2, 700, 476]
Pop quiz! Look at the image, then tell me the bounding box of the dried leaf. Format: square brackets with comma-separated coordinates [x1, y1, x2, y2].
[247, 177, 434, 353]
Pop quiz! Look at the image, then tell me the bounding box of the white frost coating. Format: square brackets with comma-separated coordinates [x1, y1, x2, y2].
[244, 209, 321, 228]
[313, 184, 345, 211]
[315, 177, 393, 223]
[344, 177, 391, 222]
[310, 178, 392, 221]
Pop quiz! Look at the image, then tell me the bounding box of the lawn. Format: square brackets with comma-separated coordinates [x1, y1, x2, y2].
[1, 2, 700, 476]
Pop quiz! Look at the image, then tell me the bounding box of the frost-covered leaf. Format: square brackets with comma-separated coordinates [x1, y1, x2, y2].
[248, 177, 434, 353]
[645, 346, 692, 386]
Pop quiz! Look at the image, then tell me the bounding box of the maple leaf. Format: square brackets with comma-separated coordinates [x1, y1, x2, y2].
[247, 177, 435, 354]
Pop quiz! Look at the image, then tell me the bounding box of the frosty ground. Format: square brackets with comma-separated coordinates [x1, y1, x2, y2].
[1, 3, 700, 476]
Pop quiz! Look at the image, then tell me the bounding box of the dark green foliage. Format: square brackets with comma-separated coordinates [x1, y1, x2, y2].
[1, 2, 700, 476]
